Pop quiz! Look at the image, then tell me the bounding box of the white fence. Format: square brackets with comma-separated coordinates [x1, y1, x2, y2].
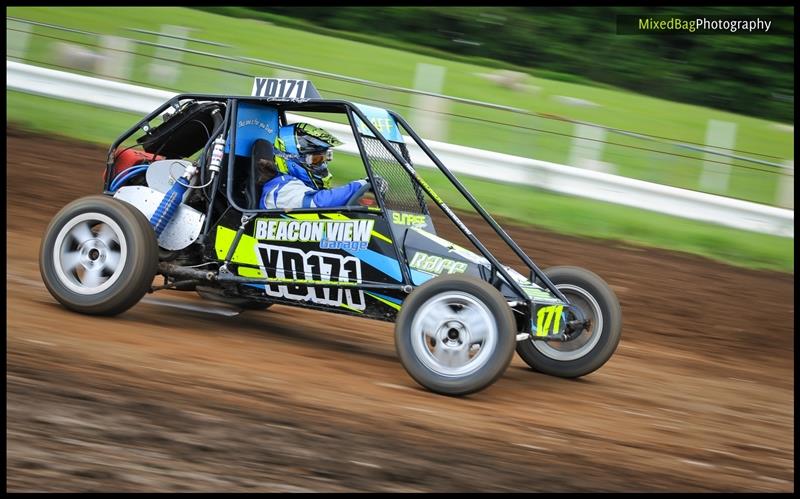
[7, 60, 794, 238]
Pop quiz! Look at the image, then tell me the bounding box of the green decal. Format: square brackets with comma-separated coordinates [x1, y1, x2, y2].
[215, 226, 260, 265]
[415, 175, 443, 204]
[525, 287, 557, 300]
[356, 117, 394, 136]
[535, 305, 564, 337]
[409, 251, 468, 275]
[365, 291, 402, 311]
[392, 212, 428, 227]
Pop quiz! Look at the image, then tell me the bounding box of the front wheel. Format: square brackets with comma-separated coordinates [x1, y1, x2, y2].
[39, 195, 159, 316]
[516, 266, 622, 378]
[394, 275, 516, 396]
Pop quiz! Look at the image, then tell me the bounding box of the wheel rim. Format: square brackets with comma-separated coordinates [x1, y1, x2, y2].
[410, 291, 498, 377]
[533, 284, 603, 361]
[52, 212, 128, 295]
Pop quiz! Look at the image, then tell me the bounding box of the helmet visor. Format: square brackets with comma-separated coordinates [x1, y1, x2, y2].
[305, 149, 333, 167]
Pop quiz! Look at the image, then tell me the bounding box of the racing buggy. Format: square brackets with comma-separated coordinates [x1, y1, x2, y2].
[39, 78, 622, 396]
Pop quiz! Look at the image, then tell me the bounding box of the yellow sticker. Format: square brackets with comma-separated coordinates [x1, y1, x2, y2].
[536, 305, 564, 336]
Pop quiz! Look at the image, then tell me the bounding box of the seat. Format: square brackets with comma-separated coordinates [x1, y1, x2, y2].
[250, 139, 275, 210]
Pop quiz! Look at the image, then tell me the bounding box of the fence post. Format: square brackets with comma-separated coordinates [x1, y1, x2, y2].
[777, 160, 794, 209]
[98, 35, 133, 81]
[7, 19, 32, 60]
[147, 25, 191, 86]
[699, 119, 737, 194]
[410, 63, 448, 141]
[569, 123, 613, 173]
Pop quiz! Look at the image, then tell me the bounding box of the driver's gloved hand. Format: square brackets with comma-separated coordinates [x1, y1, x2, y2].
[363, 175, 388, 196]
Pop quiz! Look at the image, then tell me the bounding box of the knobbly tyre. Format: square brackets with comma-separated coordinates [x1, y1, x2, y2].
[39, 79, 622, 396]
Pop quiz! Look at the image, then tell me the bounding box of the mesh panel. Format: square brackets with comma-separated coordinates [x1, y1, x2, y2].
[360, 136, 429, 215]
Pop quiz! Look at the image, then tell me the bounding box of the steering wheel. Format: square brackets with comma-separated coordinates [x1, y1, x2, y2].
[345, 181, 373, 207]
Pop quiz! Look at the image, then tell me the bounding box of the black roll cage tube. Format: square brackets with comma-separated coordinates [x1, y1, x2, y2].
[387, 110, 570, 305]
[105, 93, 569, 305]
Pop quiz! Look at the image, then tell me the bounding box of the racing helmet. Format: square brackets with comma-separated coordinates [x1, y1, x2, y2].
[274, 123, 343, 189]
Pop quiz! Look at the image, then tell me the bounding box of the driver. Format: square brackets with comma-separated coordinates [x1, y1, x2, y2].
[258, 122, 374, 209]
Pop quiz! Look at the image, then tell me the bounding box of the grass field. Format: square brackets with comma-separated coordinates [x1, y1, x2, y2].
[6, 6, 794, 207]
[7, 90, 793, 272]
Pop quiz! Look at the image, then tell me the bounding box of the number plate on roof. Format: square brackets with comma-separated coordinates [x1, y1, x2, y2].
[251, 78, 322, 99]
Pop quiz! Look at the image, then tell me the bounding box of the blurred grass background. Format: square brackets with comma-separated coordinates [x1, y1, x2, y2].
[5, 7, 794, 272]
[7, 7, 794, 203]
[8, 90, 793, 272]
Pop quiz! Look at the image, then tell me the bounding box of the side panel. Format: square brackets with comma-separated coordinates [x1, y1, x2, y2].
[403, 228, 564, 306]
[211, 210, 406, 321]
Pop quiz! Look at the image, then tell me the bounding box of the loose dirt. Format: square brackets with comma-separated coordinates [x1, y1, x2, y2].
[6, 127, 794, 492]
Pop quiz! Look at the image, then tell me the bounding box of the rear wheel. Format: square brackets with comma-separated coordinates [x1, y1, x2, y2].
[516, 266, 622, 377]
[39, 195, 158, 316]
[395, 275, 516, 396]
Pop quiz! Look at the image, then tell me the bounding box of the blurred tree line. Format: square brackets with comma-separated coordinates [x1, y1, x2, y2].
[201, 6, 794, 123]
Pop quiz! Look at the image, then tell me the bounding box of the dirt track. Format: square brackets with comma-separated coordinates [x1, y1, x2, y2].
[6, 127, 794, 492]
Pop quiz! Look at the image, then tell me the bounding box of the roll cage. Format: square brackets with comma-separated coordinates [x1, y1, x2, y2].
[105, 94, 571, 308]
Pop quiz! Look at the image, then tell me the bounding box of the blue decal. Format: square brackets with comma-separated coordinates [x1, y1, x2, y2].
[364, 291, 402, 306]
[225, 102, 279, 156]
[320, 239, 369, 252]
[354, 103, 403, 143]
[410, 269, 434, 285]
[342, 247, 433, 284]
[344, 247, 402, 281]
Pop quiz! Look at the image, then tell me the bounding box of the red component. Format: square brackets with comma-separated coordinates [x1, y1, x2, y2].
[104, 149, 164, 181]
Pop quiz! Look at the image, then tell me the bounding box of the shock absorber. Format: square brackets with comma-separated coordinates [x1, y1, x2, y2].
[149, 134, 226, 238]
[149, 161, 198, 238]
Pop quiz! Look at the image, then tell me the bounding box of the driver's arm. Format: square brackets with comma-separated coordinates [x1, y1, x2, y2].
[261, 177, 368, 209]
[303, 179, 369, 208]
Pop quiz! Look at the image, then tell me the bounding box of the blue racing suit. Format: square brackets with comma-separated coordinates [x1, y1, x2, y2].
[260, 174, 367, 210]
